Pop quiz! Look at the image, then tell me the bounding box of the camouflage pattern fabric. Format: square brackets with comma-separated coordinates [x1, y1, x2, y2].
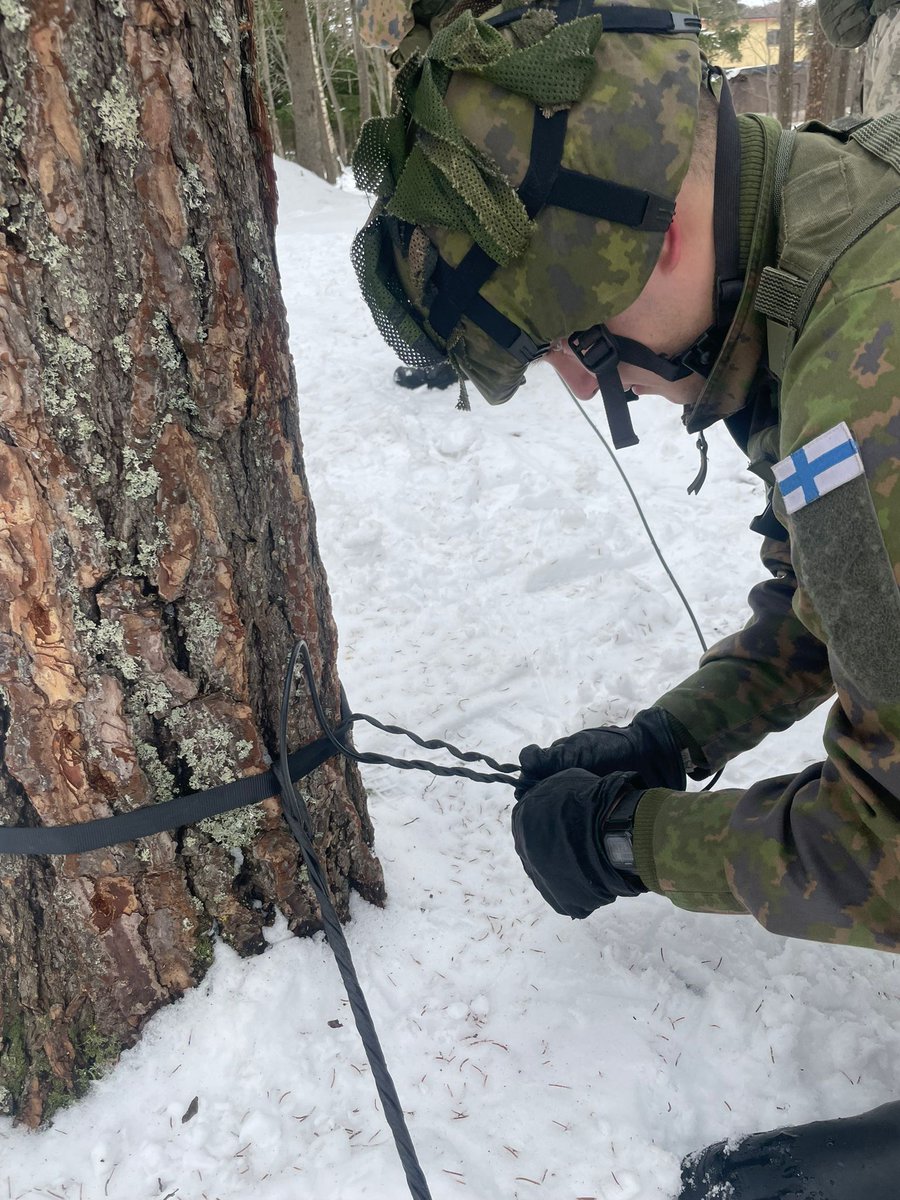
[356, 0, 475, 64]
[816, 0, 875, 49]
[864, 4, 900, 116]
[633, 119, 900, 952]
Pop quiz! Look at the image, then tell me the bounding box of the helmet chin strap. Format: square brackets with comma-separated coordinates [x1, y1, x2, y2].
[568, 66, 743, 455]
[567, 325, 697, 449]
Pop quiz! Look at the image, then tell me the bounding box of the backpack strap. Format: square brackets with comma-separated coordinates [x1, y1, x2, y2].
[754, 114, 900, 379]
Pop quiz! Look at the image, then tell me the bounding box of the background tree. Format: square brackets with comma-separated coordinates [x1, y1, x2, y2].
[698, 0, 750, 62]
[777, 0, 799, 124]
[0, 0, 383, 1125]
[282, 0, 341, 179]
[256, 0, 392, 173]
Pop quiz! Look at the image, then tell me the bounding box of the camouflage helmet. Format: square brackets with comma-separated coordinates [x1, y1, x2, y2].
[352, 0, 705, 406]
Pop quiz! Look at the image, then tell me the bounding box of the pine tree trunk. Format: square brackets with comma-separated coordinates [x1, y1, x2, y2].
[777, 0, 798, 126]
[257, 2, 286, 157]
[806, 6, 833, 121]
[283, 0, 339, 181]
[349, 0, 373, 128]
[825, 44, 852, 119]
[0, 0, 383, 1126]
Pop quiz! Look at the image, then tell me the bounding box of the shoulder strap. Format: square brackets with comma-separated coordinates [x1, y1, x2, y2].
[755, 115, 900, 379]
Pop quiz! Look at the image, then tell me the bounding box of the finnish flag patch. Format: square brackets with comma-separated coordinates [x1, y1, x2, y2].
[773, 422, 865, 515]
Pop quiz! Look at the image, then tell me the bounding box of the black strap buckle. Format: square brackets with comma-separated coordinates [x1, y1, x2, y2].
[507, 329, 550, 365]
[568, 325, 619, 374]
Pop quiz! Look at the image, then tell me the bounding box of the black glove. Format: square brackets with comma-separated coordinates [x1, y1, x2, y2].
[679, 1100, 900, 1199]
[517, 707, 685, 799]
[510, 768, 647, 919]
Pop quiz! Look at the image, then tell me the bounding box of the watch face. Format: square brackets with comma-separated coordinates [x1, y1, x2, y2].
[604, 832, 636, 871]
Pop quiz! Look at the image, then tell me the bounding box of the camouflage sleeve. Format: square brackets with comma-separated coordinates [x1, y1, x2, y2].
[355, 0, 460, 58]
[655, 534, 835, 773]
[356, 0, 415, 51]
[633, 277, 900, 953]
[864, 6, 900, 116]
[815, 0, 875, 48]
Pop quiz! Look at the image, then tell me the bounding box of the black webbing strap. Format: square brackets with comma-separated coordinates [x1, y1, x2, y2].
[488, 2, 702, 33]
[711, 69, 743, 330]
[0, 652, 520, 858]
[428, 108, 569, 343]
[0, 735, 340, 856]
[549, 170, 674, 230]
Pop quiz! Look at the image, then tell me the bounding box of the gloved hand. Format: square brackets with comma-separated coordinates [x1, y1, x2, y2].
[517, 707, 686, 799]
[510, 768, 647, 918]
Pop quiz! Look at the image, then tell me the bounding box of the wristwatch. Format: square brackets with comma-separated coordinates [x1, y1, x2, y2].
[601, 787, 644, 874]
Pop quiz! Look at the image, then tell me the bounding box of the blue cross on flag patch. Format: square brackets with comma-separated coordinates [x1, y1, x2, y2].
[772, 422, 865, 515]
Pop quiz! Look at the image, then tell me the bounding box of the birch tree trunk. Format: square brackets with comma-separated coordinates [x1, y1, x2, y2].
[0, 0, 383, 1126]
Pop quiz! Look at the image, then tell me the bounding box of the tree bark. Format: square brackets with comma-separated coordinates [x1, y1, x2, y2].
[777, 0, 798, 127]
[349, 0, 373, 128]
[825, 44, 852, 119]
[283, 0, 339, 181]
[257, 1, 285, 157]
[806, 6, 833, 121]
[0, 0, 383, 1126]
[314, 0, 347, 165]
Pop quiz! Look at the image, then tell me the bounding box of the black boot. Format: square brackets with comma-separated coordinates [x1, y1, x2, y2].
[679, 1100, 900, 1199]
[393, 362, 457, 390]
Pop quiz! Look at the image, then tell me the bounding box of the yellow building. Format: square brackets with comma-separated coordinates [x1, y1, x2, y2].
[711, 1, 810, 70]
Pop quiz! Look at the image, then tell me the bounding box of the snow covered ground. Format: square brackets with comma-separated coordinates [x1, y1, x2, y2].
[4, 160, 900, 1200]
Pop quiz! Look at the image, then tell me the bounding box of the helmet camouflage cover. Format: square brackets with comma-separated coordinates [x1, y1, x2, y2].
[352, 0, 703, 405]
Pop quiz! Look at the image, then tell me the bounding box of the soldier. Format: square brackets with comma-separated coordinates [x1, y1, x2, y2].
[816, 0, 900, 117]
[350, 1, 900, 1194]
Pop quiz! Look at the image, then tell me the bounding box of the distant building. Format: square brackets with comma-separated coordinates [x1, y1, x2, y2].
[704, 1, 809, 120]
[708, 1, 809, 70]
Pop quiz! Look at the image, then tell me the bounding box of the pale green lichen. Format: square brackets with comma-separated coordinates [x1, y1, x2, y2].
[150, 310, 182, 372]
[209, 5, 232, 46]
[0, 1, 28, 33]
[69, 502, 96, 526]
[136, 520, 170, 575]
[100, 0, 127, 16]
[167, 388, 197, 415]
[179, 244, 206, 289]
[112, 333, 133, 372]
[166, 707, 249, 793]
[199, 803, 263, 850]
[182, 600, 222, 676]
[131, 675, 174, 718]
[179, 163, 208, 214]
[122, 447, 161, 501]
[87, 618, 140, 681]
[94, 68, 140, 161]
[1, 103, 25, 155]
[136, 741, 176, 802]
[87, 453, 112, 484]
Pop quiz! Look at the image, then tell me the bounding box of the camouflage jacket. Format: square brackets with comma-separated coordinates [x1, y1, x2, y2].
[815, 0, 900, 115]
[632, 113, 900, 954]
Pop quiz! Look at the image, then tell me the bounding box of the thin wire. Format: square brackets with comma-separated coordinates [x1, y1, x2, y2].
[569, 394, 709, 654]
[567, 392, 725, 791]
